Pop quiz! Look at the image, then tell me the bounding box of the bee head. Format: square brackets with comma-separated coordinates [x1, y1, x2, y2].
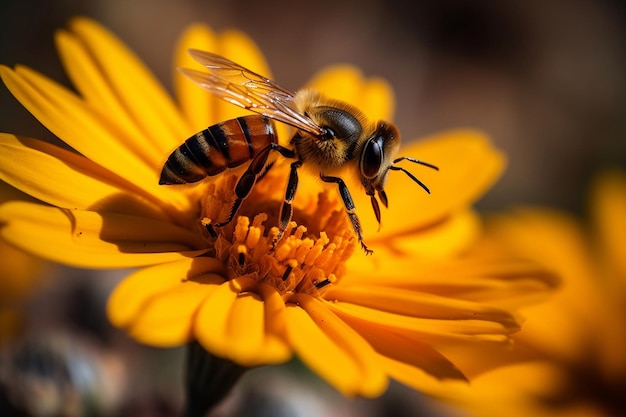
[360, 121, 438, 227]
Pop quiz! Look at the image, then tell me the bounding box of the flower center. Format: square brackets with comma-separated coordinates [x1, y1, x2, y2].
[197, 170, 357, 296]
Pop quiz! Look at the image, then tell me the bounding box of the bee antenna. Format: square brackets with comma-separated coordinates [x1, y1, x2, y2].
[389, 165, 431, 194]
[393, 156, 439, 171]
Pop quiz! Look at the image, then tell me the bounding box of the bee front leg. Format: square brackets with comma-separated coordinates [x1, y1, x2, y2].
[320, 174, 372, 255]
[272, 160, 303, 247]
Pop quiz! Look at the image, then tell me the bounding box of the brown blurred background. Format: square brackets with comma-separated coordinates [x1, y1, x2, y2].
[2, 0, 626, 214]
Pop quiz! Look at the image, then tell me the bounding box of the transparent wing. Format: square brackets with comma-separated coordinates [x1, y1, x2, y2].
[179, 49, 325, 136]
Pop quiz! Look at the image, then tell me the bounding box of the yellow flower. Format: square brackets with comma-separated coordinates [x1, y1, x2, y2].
[0, 17, 552, 398]
[430, 170, 626, 416]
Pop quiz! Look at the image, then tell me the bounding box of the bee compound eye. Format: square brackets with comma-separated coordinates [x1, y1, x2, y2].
[361, 137, 383, 179]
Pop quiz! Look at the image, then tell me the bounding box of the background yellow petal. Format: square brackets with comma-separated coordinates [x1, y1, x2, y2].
[0, 201, 207, 268]
[67, 17, 189, 155]
[591, 169, 626, 280]
[285, 294, 388, 397]
[107, 257, 224, 326]
[173, 24, 219, 132]
[172, 26, 284, 155]
[305, 65, 395, 121]
[354, 129, 505, 239]
[214, 30, 273, 123]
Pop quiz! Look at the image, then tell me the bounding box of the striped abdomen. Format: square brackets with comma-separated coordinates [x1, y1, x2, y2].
[159, 115, 277, 185]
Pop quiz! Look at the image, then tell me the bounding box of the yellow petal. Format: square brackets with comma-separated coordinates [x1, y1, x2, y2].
[173, 24, 219, 132]
[345, 254, 557, 313]
[128, 271, 223, 347]
[331, 306, 467, 381]
[54, 29, 168, 168]
[285, 294, 388, 397]
[325, 284, 518, 324]
[194, 277, 290, 366]
[380, 355, 461, 395]
[0, 201, 207, 268]
[0, 65, 193, 210]
[107, 258, 225, 346]
[328, 301, 516, 344]
[306, 65, 395, 121]
[66, 17, 189, 154]
[359, 76, 395, 122]
[0, 134, 175, 221]
[591, 169, 626, 280]
[362, 209, 481, 259]
[355, 129, 505, 239]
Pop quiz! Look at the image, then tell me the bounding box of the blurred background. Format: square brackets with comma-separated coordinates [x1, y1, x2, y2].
[1, 0, 625, 416]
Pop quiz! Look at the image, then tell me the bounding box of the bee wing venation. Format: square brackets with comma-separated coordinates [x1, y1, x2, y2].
[181, 49, 324, 136]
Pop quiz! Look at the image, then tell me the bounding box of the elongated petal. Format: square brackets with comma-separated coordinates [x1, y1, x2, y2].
[0, 66, 191, 209]
[330, 306, 467, 380]
[0, 134, 176, 221]
[66, 17, 189, 154]
[285, 294, 388, 397]
[343, 253, 557, 309]
[328, 301, 517, 344]
[54, 29, 170, 168]
[0, 201, 207, 268]
[194, 277, 291, 366]
[324, 285, 518, 324]
[354, 129, 505, 239]
[380, 356, 462, 394]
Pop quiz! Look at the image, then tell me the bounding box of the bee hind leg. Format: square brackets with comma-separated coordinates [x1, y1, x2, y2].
[320, 174, 373, 255]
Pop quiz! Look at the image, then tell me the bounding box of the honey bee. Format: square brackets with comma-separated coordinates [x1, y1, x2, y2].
[160, 50, 438, 254]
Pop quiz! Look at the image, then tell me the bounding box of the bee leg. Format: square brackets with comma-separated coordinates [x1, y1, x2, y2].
[320, 174, 373, 255]
[211, 144, 295, 232]
[272, 160, 303, 248]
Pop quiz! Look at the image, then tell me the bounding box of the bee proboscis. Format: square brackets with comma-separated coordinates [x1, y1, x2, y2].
[160, 50, 438, 254]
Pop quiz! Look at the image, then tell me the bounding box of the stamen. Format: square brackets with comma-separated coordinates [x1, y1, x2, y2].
[199, 178, 356, 296]
[201, 217, 218, 238]
[282, 265, 293, 281]
[314, 278, 332, 289]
